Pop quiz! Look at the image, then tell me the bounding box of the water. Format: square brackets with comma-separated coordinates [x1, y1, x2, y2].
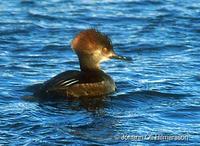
[0, 0, 200, 145]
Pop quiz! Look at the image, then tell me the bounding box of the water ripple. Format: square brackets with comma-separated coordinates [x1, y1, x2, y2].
[0, 0, 200, 145]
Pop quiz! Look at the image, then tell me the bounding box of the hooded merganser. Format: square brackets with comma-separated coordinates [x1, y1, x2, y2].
[32, 29, 130, 99]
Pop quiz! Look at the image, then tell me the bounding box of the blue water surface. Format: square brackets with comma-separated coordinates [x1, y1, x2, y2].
[0, 0, 200, 145]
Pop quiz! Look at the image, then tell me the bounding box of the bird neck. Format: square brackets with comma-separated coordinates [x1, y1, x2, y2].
[78, 54, 101, 72]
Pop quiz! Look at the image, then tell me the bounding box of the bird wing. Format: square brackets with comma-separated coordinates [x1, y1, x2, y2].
[41, 70, 81, 91]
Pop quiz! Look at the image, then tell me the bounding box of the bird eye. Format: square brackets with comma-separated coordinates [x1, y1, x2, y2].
[102, 47, 108, 53]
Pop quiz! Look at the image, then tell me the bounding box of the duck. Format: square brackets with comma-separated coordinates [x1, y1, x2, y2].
[31, 29, 130, 99]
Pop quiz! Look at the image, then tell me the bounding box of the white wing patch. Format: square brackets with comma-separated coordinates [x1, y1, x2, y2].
[57, 79, 79, 87]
